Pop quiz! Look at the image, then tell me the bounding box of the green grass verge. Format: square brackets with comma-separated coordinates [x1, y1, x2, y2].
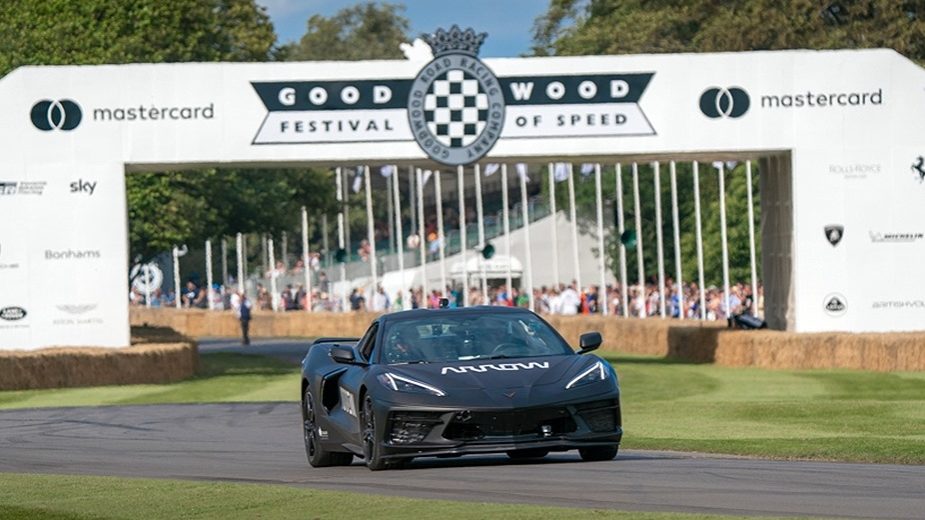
[1, 353, 923, 463]
[0, 473, 814, 520]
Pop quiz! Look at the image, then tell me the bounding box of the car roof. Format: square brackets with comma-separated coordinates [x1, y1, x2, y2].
[378, 305, 531, 324]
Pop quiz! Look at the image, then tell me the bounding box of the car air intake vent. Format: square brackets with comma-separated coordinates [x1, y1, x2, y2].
[443, 407, 577, 441]
[388, 411, 444, 444]
[576, 399, 620, 432]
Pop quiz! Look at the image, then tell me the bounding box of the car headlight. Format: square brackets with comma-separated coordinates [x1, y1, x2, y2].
[565, 360, 609, 389]
[377, 373, 446, 397]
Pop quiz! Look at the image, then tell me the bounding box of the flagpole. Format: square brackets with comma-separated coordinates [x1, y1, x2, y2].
[548, 162, 560, 287]
[364, 165, 378, 297]
[173, 246, 181, 309]
[301, 206, 312, 313]
[519, 165, 534, 311]
[205, 240, 214, 311]
[220, 238, 228, 288]
[343, 168, 351, 260]
[632, 162, 645, 318]
[416, 168, 428, 305]
[457, 165, 469, 307]
[567, 163, 581, 293]
[434, 170, 447, 297]
[386, 172, 394, 255]
[693, 161, 706, 320]
[501, 164, 512, 304]
[236, 232, 244, 294]
[616, 164, 628, 317]
[670, 161, 683, 319]
[474, 163, 487, 302]
[392, 165, 406, 309]
[746, 160, 759, 316]
[594, 163, 607, 315]
[718, 162, 731, 317]
[268, 237, 278, 312]
[654, 161, 666, 318]
[335, 167, 348, 312]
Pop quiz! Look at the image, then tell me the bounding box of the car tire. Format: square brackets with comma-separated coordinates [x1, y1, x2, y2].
[578, 445, 619, 462]
[506, 448, 550, 460]
[362, 395, 390, 471]
[303, 386, 353, 467]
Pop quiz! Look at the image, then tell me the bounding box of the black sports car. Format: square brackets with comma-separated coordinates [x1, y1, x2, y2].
[300, 306, 622, 470]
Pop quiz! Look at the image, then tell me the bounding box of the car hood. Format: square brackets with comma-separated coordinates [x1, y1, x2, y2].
[385, 354, 590, 391]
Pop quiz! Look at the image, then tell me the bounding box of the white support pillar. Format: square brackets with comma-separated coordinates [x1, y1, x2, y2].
[301, 206, 312, 313]
[632, 162, 645, 318]
[434, 170, 447, 296]
[670, 161, 684, 319]
[548, 162, 560, 287]
[746, 160, 759, 317]
[172, 246, 181, 309]
[205, 239, 214, 311]
[654, 162, 666, 318]
[519, 165, 534, 311]
[616, 164, 628, 317]
[236, 232, 244, 294]
[408, 166, 416, 241]
[335, 167, 348, 312]
[457, 165, 469, 307]
[594, 163, 607, 315]
[474, 164, 487, 302]
[364, 165, 378, 295]
[693, 162, 706, 320]
[220, 238, 228, 288]
[143, 263, 152, 308]
[718, 162, 731, 317]
[386, 172, 395, 255]
[268, 237, 278, 312]
[392, 165, 407, 309]
[281, 231, 288, 271]
[501, 164, 512, 304]
[567, 163, 581, 292]
[416, 168, 428, 304]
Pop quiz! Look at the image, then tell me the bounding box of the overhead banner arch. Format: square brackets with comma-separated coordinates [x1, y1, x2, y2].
[1, 33, 924, 349]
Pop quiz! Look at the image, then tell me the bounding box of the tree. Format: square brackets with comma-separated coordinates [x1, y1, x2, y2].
[283, 2, 410, 61]
[533, 0, 925, 65]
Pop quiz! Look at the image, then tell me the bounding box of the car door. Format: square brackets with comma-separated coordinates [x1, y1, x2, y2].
[333, 322, 378, 445]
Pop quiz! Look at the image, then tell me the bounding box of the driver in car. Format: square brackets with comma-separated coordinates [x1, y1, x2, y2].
[386, 327, 423, 364]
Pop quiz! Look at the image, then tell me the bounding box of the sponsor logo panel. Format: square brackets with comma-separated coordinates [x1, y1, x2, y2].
[824, 225, 844, 247]
[869, 231, 924, 243]
[823, 293, 847, 317]
[699, 87, 884, 119]
[871, 300, 925, 310]
[0, 181, 46, 196]
[699, 87, 749, 118]
[828, 163, 880, 180]
[31, 99, 82, 131]
[69, 179, 97, 195]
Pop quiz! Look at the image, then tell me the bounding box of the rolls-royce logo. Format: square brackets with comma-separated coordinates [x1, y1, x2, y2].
[406, 26, 504, 166]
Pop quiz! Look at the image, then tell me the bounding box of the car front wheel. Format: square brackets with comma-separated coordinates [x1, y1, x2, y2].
[578, 445, 619, 462]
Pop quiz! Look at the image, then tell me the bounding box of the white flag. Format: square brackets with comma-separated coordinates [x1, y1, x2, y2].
[553, 162, 569, 182]
[379, 165, 394, 177]
[515, 163, 530, 183]
[421, 169, 433, 186]
[483, 163, 500, 177]
[352, 167, 364, 193]
[580, 163, 595, 176]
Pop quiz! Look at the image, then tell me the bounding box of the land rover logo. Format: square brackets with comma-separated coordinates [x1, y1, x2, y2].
[0, 306, 27, 321]
[823, 293, 847, 317]
[824, 225, 844, 246]
[407, 26, 505, 166]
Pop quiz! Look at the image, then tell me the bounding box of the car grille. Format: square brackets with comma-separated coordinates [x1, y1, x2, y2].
[443, 407, 577, 441]
[576, 399, 620, 432]
[388, 411, 444, 444]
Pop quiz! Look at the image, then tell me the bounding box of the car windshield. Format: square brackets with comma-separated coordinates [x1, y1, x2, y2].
[380, 312, 573, 364]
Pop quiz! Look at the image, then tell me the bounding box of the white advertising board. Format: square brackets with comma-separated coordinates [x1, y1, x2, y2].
[1, 40, 924, 349]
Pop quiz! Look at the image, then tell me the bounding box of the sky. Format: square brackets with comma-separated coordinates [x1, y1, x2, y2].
[258, 0, 550, 57]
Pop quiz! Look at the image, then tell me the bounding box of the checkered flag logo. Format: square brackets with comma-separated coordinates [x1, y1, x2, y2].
[424, 70, 490, 148]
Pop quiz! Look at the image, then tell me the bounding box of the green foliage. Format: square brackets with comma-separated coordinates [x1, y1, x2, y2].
[533, 0, 925, 65]
[282, 2, 410, 61]
[0, 0, 276, 76]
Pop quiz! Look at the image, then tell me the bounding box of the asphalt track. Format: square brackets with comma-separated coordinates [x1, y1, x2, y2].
[0, 338, 922, 519]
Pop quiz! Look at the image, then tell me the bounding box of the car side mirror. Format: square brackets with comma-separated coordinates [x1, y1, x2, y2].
[331, 345, 358, 364]
[578, 332, 602, 354]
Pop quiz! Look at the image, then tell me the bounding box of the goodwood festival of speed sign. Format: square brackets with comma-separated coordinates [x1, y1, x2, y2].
[407, 26, 505, 166]
[250, 26, 656, 166]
